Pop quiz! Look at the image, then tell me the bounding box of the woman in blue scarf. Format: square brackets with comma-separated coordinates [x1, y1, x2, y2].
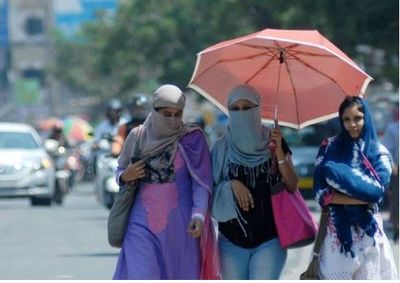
[211, 85, 299, 279]
[313, 96, 398, 279]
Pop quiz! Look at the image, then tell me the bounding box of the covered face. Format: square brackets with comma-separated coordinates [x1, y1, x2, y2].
[227, 85, 263, 146]
[226, 85, 269, 158]
[148, 84, 186, 138]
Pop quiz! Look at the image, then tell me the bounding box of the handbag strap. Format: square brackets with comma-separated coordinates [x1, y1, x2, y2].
[312, 206, 329, 255]
[360, 151, 382, 184]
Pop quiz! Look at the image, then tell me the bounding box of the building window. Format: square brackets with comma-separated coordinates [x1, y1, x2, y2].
[24, 17, 44, 36]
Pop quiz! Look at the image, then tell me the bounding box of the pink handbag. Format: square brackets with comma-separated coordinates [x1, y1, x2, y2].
[271, 182, 318, 249]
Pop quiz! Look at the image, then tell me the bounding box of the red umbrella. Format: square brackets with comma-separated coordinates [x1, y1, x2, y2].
[189, 28, 372, 129]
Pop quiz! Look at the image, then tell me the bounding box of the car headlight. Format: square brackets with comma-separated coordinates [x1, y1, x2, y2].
[31, 158, 52, 172]
[41, 158, 52, 169]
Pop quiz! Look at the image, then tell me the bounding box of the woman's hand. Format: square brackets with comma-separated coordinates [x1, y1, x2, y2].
[231, 179, 255, 211]
[187, 218, 203, 238]
[121, 160, 146, 184]
[270, 128, 283, 149]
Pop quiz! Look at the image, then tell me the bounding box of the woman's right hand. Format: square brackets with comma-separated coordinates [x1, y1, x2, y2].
[231, 179, 255, 211]
[121, 160, 146, 183]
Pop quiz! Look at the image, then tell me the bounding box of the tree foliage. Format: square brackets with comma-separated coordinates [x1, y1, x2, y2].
[51, 0, 398, 100]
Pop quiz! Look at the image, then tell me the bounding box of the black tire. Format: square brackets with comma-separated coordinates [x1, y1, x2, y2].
[30, 196, 51, 206]
[53, 183, 64, 205]
[103, 191, 114, 209]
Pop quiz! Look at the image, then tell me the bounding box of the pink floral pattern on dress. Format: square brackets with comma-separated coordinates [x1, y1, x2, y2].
[328, 217, 366, 254]
[142, 183, 178, 234]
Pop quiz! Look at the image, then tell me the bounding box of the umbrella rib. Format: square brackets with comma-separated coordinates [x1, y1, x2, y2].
[239, 42, 300, 52]
[283, 57, 301, 126]
[245, 56, 277, 84]
[288, 53, 349, 95]
[237, 43, 280, 58]
[195, 51, 274, 80]
[286, 49, 337, 59]
[195, 43, 285, 81]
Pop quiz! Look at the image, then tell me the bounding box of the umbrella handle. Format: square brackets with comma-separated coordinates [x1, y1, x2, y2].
[273, 119, 279, 129]
[268, 119, 280, 152]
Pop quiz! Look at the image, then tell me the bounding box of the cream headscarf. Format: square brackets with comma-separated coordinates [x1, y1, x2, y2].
[133, 84, 200, 183]
[137, 84, 187, 158]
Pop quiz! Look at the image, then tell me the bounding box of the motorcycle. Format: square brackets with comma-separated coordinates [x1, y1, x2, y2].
[94, 135, 120, 209]
[44, 139, 71, 204]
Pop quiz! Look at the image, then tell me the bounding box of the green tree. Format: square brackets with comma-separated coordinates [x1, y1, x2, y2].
[51, 0, 398, 101]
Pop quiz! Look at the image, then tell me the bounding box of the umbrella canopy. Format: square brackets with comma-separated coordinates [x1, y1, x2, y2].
[62, 116, 93, 143]
[188, 29, 372, 129]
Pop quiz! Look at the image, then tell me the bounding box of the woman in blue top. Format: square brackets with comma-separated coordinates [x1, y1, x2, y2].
[211, 85, 299, 279]
[313, 96, 398, 279]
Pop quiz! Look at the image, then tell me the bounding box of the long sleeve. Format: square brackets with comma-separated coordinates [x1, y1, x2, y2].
[178, 130, 221, 280]
[313, 138, 333, 206]
[178, 130, 212, 220]
[324, 160, 384, 203]
[115, 127, 140, 186]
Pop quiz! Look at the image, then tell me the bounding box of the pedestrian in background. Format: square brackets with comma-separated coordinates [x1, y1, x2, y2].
[382, 106, 399, 242]
[112, 84, 219, 280]
[211, 85, 299, 280]
[313, 96, 398, 279]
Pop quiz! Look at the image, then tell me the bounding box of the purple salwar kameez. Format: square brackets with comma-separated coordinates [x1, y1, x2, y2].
[113, 131, 211, 280]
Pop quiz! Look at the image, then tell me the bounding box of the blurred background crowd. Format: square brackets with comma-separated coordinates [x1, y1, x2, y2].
[0, 0, 397, 210]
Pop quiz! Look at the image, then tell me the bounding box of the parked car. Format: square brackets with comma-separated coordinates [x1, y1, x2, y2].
[0, 123, 56, 206]
[281, 118, 340, 199]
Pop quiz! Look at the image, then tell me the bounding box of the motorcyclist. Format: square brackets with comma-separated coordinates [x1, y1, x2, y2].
[90, 99, 122, 176]
[48, 121, 70, 148]
[111, 93, 151, 156]
[94, 99, 123, 142]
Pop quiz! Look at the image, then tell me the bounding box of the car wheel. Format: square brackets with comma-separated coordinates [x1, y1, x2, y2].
[30, 196, 52, 206]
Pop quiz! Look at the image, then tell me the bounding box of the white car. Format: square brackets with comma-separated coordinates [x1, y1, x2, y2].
[0, 123, 56, 205]
[281, 118, 340, 199]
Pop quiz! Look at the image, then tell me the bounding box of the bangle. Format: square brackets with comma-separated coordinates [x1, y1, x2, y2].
[278, 159, 285, 165]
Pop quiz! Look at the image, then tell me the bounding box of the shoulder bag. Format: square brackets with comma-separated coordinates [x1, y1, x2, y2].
[270, 182, 318, 249]
[107, 184, 137, 248]
[107, 141, 140, 248]
[300, 206, 329, 280]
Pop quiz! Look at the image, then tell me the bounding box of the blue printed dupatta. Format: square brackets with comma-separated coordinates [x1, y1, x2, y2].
[313, 98, 392, 256]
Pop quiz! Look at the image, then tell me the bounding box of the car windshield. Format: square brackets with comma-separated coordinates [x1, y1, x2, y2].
[0, 132, 40, 149]
[281, 117, 341, 147]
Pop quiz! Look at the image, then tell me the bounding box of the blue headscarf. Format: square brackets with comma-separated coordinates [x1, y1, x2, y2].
[313, 97, 392, 256]
[226, 85, 270, 167]
[225, 85, 271, 187]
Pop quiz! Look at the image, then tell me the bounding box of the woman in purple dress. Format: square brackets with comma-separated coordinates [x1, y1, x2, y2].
[112, 84, 219, 280]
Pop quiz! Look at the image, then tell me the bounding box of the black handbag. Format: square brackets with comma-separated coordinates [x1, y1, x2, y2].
[300, 207, 329, 280]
